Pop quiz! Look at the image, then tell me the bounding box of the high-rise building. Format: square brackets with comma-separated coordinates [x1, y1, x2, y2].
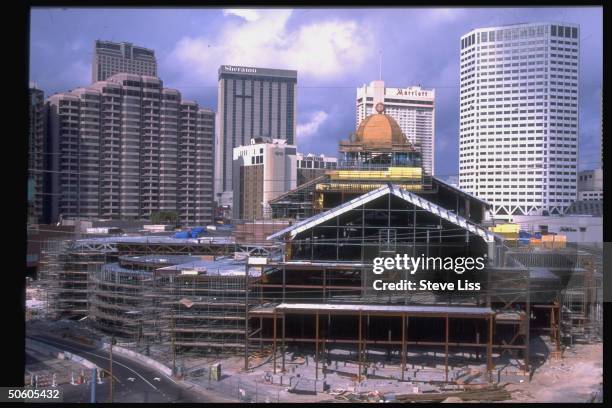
[356, 81, 435, 176]
[232, 138, 297, 220]
[577, 169, 603, 201]
[296, 153, 337, 186]
[215, 65, 297, 207]
[28, 86, 45, 223]
[459, 23, 579, 219]
[46, 73, 214, 225]
[92, 40, 157, 83]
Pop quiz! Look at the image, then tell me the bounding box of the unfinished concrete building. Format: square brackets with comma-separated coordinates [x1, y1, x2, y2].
[39, 235, 263, 353]
[41, 240, 113, 319]
[154, 257, 260, 354]
[88, 253, 261, 356]
[88, 255, 186, 340]
[240, 104, 601, 386]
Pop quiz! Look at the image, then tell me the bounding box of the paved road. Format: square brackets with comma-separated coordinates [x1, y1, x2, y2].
[25, 352, 45, 366]
[27, 334, 220, 403]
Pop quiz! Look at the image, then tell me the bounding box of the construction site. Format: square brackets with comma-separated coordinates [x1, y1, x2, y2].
[31, 105, 603, 402]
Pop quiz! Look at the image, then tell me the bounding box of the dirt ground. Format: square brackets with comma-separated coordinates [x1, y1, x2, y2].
[506, 343, 603, 403]
[28, 319, 602, 403]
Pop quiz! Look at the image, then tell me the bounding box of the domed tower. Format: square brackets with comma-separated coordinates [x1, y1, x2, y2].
[354, 102, 406, 147]
[268, 102, 430, 217]
[339, 102, 422, 168]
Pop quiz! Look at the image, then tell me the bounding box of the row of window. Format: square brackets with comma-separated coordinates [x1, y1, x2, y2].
[297, 160, 337, 169]
[462, 25, 576, 50]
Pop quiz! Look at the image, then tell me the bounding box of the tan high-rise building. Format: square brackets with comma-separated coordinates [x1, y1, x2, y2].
[28, 86, 45, 223]
[92, 40, 157, 83]
[232, 138, 297, 220]
[46, 73, 214, 225]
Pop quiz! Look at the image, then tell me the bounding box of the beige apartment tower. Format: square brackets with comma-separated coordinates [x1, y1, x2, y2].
[29, 87, 45, 223]
[46, 73, 214, 225]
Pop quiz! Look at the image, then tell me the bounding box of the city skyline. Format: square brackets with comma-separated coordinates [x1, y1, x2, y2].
[29, 7, 603, 177]
[24, 8, 604, 403]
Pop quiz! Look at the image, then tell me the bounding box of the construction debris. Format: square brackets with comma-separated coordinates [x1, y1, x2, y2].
[333, 385, 512, 403]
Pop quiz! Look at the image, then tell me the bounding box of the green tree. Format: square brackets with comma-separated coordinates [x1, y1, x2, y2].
[150, 211, 179, 226]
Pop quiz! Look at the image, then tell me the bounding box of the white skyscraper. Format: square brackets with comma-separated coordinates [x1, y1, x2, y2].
[459, 23, 579, 219]
[356, 81, 435, 175]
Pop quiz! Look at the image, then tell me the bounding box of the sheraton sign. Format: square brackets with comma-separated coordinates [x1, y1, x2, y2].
[224, 66, 257, 73]
[219, 65, 298, 79]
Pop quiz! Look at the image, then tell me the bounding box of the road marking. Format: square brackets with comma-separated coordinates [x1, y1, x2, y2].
[29, 336, 158, 391]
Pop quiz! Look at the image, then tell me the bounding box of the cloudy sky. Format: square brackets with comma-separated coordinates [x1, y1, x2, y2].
[30, 7, 602, 177]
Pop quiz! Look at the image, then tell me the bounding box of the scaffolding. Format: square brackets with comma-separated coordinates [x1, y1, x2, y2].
[42, 242, 107, 319]
[153, 269, 260, 355]
[86, 254, 262, 358]
[38, 240, 67, 282]
[504, 246, 602, 344]
[34, 213, 600, 380]
[88, 261, 154, 340]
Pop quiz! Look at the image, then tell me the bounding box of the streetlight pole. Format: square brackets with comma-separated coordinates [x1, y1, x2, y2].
[172, 313, 176, 376]
[109, 336, 116, 403]
[244, 263, 249, 371]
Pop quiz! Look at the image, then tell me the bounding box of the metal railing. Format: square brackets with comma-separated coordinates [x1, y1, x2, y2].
[334, 160, 423, 170]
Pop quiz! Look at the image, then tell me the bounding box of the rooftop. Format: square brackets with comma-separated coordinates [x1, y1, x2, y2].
[74, 235, 235, 246]
[565, 200, 603, 217]
[268, 184, 496, 242]
[274, 303, 494, 317]
[156, 257, 259, 277]
[120, 254, 201, 265]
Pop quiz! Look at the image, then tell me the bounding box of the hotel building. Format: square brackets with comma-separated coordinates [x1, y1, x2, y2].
[459, 23, 579, 219]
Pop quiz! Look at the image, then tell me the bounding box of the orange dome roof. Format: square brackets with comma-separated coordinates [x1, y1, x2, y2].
[355, 112, 405, 145]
